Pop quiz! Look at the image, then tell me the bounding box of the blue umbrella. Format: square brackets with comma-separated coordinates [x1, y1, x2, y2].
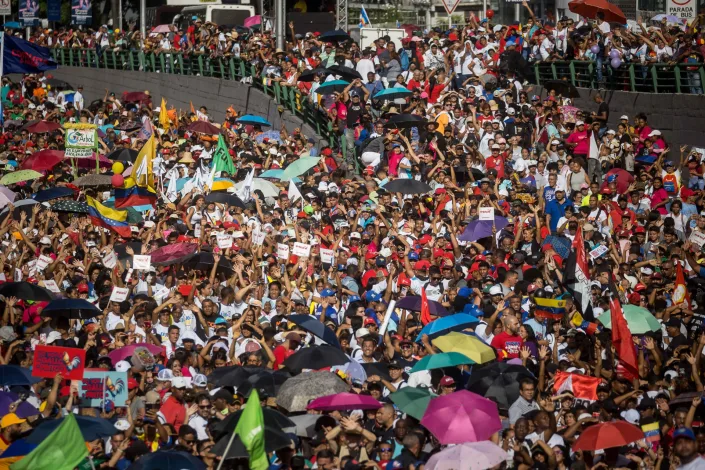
[258, 169, 302, 182]
[373, 87, 413, 101]
[288, 314, 341, 348]
[319, 29, 351, 42]
[0, 365, 40, 387]
[26, 415, 116, 443]
[542, 235, 572, 261]
[316, 80, 350, 94]
[127, 450, 206, 470]
[32, 187, 75, 202]
[415, 314, 479, 342]
[236, 115, 272, 127]
[2, 22, 21, 29]
[457, 217, 509, 242]
[43, 298, 101, 320]
[254, 129, 283, 143]
[397, 296, 450, 316]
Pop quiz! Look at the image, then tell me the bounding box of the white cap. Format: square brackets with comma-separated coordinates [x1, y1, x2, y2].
[318, 182, 328, 191]
[648, 130, 662, 137]
[157, 369, 174, 381]
[192, 374, 208, 387]
[349, 232, 361, 239]
[514, 161, 526, 172]
[489, 285, 502, 296]
[46, 331, 62, 344]
[171, 377, 191, 389]
[327, 183, 340, 193]
[620, 115, 629, 120]
[551, 139, 560, 145]
[621, 409, 640, 425]
[114, 419, 131, 431]
[355, 327, 370, 339]
[640, 267, 654, 275]
[576, 120, 585, 126]
[115, 360, 131, 373]
[39, 236, 51, 245]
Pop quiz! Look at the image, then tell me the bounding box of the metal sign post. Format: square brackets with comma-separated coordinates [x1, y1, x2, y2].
[441, 0, 461, 27]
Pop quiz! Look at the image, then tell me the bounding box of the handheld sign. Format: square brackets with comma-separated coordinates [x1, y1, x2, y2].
[33, 345, 86, 380]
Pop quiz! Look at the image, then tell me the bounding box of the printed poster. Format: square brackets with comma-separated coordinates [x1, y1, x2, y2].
[79, 370, 128, 408]
[71, 0, 92, 25]
[0, 0, 11, 16]
[18, 0, 39, 26]
[32, 345, 86, 380]
[47, 0, 60, 21]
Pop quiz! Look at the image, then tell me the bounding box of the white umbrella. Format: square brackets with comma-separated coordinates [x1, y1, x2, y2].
[233, 178, 280, 199]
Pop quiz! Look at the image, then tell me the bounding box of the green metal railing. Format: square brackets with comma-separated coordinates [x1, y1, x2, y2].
[50, 48, 355, 171]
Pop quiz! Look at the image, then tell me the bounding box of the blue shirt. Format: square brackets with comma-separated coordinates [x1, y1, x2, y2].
[545, 199, 573, 232]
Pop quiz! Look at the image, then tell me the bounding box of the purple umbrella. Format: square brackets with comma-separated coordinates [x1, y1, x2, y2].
[0, 186, 16, 209]
[396, 296, 450, 317]
[420, 390, 502, 444]
[108, 343, 163, 363]
[306, 392, 382, 411]
[150, 242, 199, 266]
[458, 217, 509, 242]
[0, 391, 39, 417]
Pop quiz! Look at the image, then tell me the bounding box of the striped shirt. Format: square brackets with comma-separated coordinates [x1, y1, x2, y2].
[508, 396, 541, 425]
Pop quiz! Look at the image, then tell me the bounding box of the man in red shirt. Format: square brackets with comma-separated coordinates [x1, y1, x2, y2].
[485, 144, 505, 179]
[273, 332, 301, 369]
[490, 314, 523, 360]
[159, 377, 188, 432]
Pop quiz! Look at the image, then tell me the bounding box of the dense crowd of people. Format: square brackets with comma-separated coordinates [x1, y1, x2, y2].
[0, 6, 703, 470]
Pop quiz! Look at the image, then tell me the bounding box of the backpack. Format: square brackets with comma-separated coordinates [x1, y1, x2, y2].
[400, 49, 410, 71]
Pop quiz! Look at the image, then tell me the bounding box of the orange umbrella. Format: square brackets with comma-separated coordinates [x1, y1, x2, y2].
[568, 0, 626, 24]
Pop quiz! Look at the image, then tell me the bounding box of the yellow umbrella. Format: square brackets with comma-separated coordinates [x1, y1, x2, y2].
[433, 332, 496, 364]
[211, 179, 235, 191]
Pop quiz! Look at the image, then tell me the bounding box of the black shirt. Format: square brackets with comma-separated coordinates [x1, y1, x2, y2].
[596, 101, 609, 125]
[346, 99, 364, 128]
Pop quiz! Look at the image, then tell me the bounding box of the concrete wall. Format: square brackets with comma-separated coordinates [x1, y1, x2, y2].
[44, 67, 326, 145]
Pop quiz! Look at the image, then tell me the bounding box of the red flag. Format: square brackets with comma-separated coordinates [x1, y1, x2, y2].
[673, 262, 691, 307]
[553, 371, 601, 401]
[610, 297, 639, 381]
[420, 288, 432, 325]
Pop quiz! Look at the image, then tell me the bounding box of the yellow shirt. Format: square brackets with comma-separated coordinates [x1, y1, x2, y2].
[435, 112, 450, 134]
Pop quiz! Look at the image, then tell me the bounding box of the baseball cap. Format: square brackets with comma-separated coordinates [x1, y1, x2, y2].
[115, 360, 131, 373]
[192, 374, 208, 387]
[674, 427, 696, 441]
[1, 413, 25, 429]
[489, 285, 502, 296]
[363, 317, 377, 326]
[439, 376, 455, 386]
[171, 377, 190, 389]
[388, 360, 403, 370]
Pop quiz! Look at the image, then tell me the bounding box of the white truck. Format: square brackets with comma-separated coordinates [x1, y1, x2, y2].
[166, 0, 256, 30]
[356, 27, 407, 50]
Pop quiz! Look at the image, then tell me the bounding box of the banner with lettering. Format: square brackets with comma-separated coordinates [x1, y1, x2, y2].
[47, 0, 61, 21]
[18, 0, 39, 26]
[64, 123, 97, 158]
[79, 370, 128, 407]
[32, 345, 86, 380]
[71, 0, 92, 25]
[3, 34, 58, 74]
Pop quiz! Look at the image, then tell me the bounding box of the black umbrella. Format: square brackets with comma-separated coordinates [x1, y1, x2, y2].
[236, 369, 291, 398]
[205, 191, 246, 209]
[183, 252, 234, 274]
[361, 362, 392, 382]
[106, 148, 139, 163]
[212, 407, 295, 438]
[27, 415, 116, 443]
[33, 187, 74, 202]
[319, 29, 351, 42]
[465, 362, 535, 410]
[542, 79, 581, 99]
[43, 298, 101, 320]
[382, 179, 432, 195]
[468, 168, 486, 181]
[114, 242, 143, 260]
[46, 78, 72, 89]
[384, 114, 428, 129]
[327, 64, 362, 81]
[126, 449, 205, 470]
[288, 314, 341, 348]
[0, 282, 53, 301]
[212, 426, 292, 459]
[297, 67, 328, 82]
[209, 366, 263, 388]
[282, 345, 349, 375]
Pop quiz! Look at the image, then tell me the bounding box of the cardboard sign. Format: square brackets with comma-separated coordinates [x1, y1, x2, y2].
[277, 243, 290, 260]
[320, 248, 334, 264]
[252, 230, 265, 246]
[132, 255, 152, 271]
[36, 255, 52, 272]
[110, 287, 129, 303]
[690, 231, 705, 249]
[293, 242, 311, 258]
[589, 244, 609, 260]
[216, 234, 232, 250]
[479, 206, 495, 221]
[42, 279, 61, 294]
[79, 371, 128, 408]
[102, 251, 117, 269]
[32, 345, 86, 380]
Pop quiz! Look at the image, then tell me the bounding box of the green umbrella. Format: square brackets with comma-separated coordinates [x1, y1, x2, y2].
[0, 170, 43, 185]
[410, 352, 475, 374]
[389, 386, 437, 420]
[50, 200, 89, 214]
[102, 201, 144, 224]
[281, 157, 320, 181]
[597, 304, 661, 334]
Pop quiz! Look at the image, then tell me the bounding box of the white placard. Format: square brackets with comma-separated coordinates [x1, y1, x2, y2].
[132, 255, 152, 271]
[252, 230, 265, 246]
[42, 280, 60, 293]
[479, 206, 495, 221]
[102, 251, 117, 269]
[277, 243, 290, 260]
[690, 231, 705, 249]
[589, 244, 609, 260]
[110, 287, 130, 303]
[293, 242, 311, 258]
[217, 234, 232, 250]
[36, 255, 52, 272]
[379, 300, 397, 337]
[320, 248, 334, 264]
[27, 260, 37, 277]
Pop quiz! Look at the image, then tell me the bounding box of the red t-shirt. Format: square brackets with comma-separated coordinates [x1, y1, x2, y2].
[273, 345, 295, 369]
[490, 332, 524, 360]
[159, 395, 186, 432]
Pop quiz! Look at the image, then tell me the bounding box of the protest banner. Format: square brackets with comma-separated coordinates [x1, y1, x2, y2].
[32, 345, 86, 380]
[79, 370, 128, 408]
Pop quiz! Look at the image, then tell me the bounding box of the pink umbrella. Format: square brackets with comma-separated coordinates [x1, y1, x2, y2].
[306, 392, 382, 411]
[75, 153, 113, 169]
[0, 186, 17, 209]
[150, 242, 199, 266]
[244, 15, 261, 29]
[108, 343, 164, 363]
[420, 390, 501, 444]
[425, 441, 508, 470]
[151, 24, 172, 34]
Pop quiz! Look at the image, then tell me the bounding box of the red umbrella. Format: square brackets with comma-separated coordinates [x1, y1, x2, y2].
[122, 91, 151, 103]
[187, 121, 221, 135]
[568, 0, 627, 23]
[306, 392, 383, 411]
[572, 421, 644, 451]
[600, 168, 634, 195]
[25, 120, 62, 134]
[20, 150, 65, 172]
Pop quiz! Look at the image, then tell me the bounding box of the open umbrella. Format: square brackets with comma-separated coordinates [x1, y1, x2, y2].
[307, 392, 382, 411]
[187, 121, 221, 135]
[541, 80, 581, 98]
[115, 121, 141, 131]
[315, 80, 350, 95]
[26, 415, 116, 443]
[25, 121, 62, 133]
[288, 314, 341, 348]
[213, 407, 294, 438]
[33, 187, 74, 202]
[235, 178, 279, 198]
[458, 217, 509, 242]
[122, 91, 151, 103]
[542, 235, 572, 261]
[282, 345, 349, 374]
[258, 169, 301, 182]
[236, 369, 291, 398]
[568, 0, 626, 23]
[410, 352, 474, 374]
[331, 361, 367, 385]
[319, 29, 350, 42]
[597, 304, 661, 334]
[396, 296, 449, 316]
[433, 332, 496, 364]
[151, 24, 172, 34]
[211, 178, 237, 191]
[43, 298, 101, 320]
[208, 366, 263, 388]
[281, 157, 320, 180]
[465, 363, 535, 410]
[183, 251, 234, 274]
[0, 392, 38, 417]
[382, 179, 432, 195]
[0, 365, 40, 386]
[277, 371, 350, 412]
[327, 64, 362, 81]
[205, 191, 246, 209]
[390, 386, 436, 420]
[0, 170, 43, 185]
[285, 414, 331, 438]
[0, 282, 52, 301]
[415, 314, 479, 342]
[107, 343, 163, 363]
[426, 441, 509, 470]
[73, 174, 112, 187]
[46, 78, 71, 89]
[421, 390, 502, 444]
[212, 427, 291, 459]
[298, 67, 328, 82]
[651, 14, 682, 23]
[236, 115, 272, 127]
[126, 449, 205, 470]
[384, 114, 427, 129]
[254, 129, 283, 144]
[149, 242, 198, 266]
[361, 362, 392, 382]
[1, 21, 21, 28]
[600, 168, 635, 195]
[0, 186, 16, 206]
[106, 148, 139, 163]
[373, 88, 413, 101]
[572, 421, 644, 451]
[50, 200, 88, 214]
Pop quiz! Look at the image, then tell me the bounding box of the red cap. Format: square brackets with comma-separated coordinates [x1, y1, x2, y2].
[634, 283, 647, 292]
[414, 260, 431, 270]
[364, 317, 377, 326]
[77, 283, 88, 293]
[434, 188, 447, 195]
[681, 188, 695, 198]
[128, 378, 139, 390]
[635, 226, 645, 234]
[601, 188, 612, 195]
[223, 221, 239, 229]
[418, 234, 433, 245]
[365, 251, 378, 260]
[618, 230, 631, 238]
[439, 376, 455, 386]
[628, 292, 641, 305]
[527, 283, 539, 293]
[321, 148, 332, 156]
[398, 276, 411, 287]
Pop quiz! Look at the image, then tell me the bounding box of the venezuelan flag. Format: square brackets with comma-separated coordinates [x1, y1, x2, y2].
[86, 196, 132, 238]
[642, 421, 660, 443]
[115, 135, 157, 208]
[534, 297, 567, 321]
[0, 439, 36, 469]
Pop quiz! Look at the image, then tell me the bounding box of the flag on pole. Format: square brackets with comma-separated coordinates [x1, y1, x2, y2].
[10, 414, 88, 470]
[137, 118, 153, 141]
[115, 135, 157, 208]
[553, 371, 601, 401]
[534, 297, 567, 321]
[420, 288, 431, 325]
[159, 97, 170, 131]
[235, 389, 267, 470]
[610, 296, 639, 381]
[359, 6, 372, 28]
[236, 168, 255, 203]
[673, 262, 691, 307]
[564, 226, 594, 321]
[288, 180, 304, 208]
[211, 135, 236, 177]
[86, 196, 131, 238]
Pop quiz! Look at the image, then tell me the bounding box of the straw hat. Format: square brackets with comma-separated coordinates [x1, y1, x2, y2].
[179, 152, 195, 164]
